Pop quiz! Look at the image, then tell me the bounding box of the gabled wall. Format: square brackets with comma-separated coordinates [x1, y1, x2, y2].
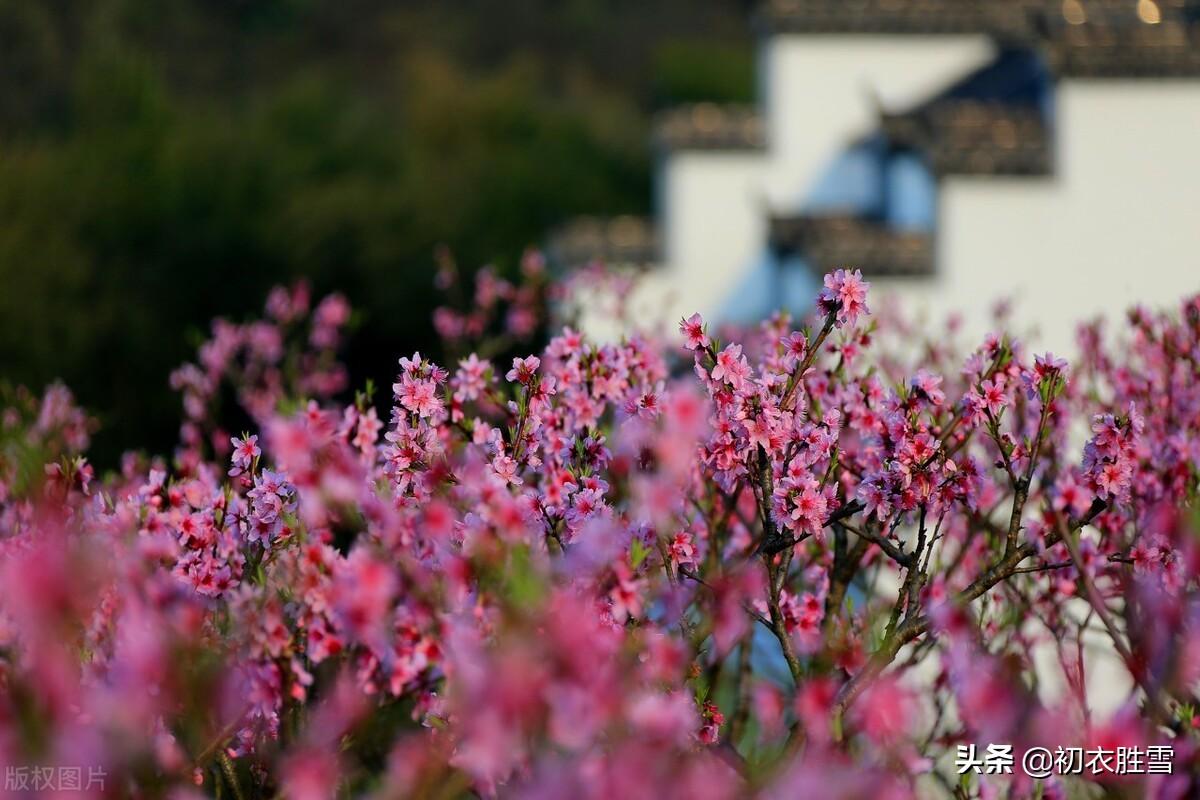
[658, 150, 768, 322]
[759, 34, 996, 206]
[873, 82, 1200, 352]
[644, 34, 998, 330]
[582, 32, 1200, 353]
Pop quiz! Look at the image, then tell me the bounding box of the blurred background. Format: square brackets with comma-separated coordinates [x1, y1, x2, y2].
[551, 1, 1200, 357]
[4, 0, 1200, 469]
[0, 0, 755, 463]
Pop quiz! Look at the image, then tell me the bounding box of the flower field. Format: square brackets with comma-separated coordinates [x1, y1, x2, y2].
[2, 265, 1199, 799]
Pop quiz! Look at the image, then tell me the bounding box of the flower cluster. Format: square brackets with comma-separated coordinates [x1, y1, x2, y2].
[0, 382, 95, 506]
[1082, 406, 1143, 502]
[431, 248, 551, 356]
[2, 265, 1200, 799]
[169, 281, 351, 472]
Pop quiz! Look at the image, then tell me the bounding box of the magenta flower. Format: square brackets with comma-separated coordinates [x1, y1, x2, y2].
[780, 331, 807, 368]
[455, 353, 491, 400]
[909, 369, 945, 407]
[679, 313, 709, 351]
[5, 271, 1200, 799]
[818, 268, 870, 327]
[396, 376, 443, 419]
[491, 453, 522, 485]
[977, 375, 1008, 416]
[709, 344, 749, 388]
[506, 355, 541, 385]
[668, 531, 697, 568]
[229, 433, 261, 476]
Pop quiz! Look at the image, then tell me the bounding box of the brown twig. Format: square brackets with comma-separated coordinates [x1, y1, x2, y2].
[831, 499, 1108, 731]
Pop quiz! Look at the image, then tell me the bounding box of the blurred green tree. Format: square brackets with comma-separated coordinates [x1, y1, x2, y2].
[0, 0, 753, 464]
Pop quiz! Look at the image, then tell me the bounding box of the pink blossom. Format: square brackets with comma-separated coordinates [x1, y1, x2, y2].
[395, 376, 443, 419]
[679, 313, 710, 351]
[506, 355, 541, 385]
[4, 271, 1200, 799]
[668, 531, 697, 568]
[977, 375, 1007, 416]
[780, 331, 807, 368]
[492, 454, 521, 486]
[229, 434, 261, 476]
[818, 268, 870, 327]
[709, 344, 750, 388]
[455, 353, 491, 400]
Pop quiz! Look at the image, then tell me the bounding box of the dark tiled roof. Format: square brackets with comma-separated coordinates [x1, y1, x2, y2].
[756, 0, 1034, 36]
[768, 214, 933, 276]
[883, 101, 1052, 176]
[546, 216, 660, 269]
[759, 0, 1200, 77]
[653, 104, 766, 152]
[1045, 0, 1198, 27]
[1049, 20, 1200, 77]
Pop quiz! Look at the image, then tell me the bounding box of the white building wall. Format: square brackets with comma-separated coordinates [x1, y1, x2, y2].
[652, 150, 769, 327]
[874, 82, 1200, 353]
[636, 34, 999, 332]
[582, 50, 1200, 357]
[572, 151, 768, 339]
[663, 151, 767, 303]
[760, 34, 996, 207]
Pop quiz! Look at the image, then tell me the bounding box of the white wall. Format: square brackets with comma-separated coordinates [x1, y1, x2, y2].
[568, 145, 768, 340]
[581, 53, 1200, 357]
[875, 82, 1200, 353]
[637, 34, 998, 333]
[761, 34, 996, 207]
[656, 150, 768, 326]
[570, 149, 768, 339]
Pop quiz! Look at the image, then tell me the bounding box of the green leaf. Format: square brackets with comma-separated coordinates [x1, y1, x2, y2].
[630, 538, 649, 569]
[503, 545, 544, 610]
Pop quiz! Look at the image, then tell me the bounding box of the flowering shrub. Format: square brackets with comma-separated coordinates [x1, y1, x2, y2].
[430, 247, 553, 361]
[2, 265, 1200, 799]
